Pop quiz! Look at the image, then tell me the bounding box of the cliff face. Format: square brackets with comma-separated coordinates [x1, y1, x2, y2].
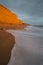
[0, 4, 23, 24]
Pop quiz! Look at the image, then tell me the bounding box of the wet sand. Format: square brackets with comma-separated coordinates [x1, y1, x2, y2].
[0, 30, 15, 65]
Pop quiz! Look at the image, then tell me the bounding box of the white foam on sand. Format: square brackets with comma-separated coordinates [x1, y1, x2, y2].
[7, 26, 43, 65]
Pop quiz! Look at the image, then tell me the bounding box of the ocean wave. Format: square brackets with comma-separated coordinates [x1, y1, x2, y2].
[24, 25, 43, 33]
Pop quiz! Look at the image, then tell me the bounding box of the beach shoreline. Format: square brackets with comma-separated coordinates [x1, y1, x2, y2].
[0, 24, 43, 65]
[7, 26, 43, 65]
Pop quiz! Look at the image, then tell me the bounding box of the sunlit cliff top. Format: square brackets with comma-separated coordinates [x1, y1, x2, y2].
[0, 4, 23, 24]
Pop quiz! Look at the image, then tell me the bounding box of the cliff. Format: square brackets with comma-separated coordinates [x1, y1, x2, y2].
[0, 4, 23, 24]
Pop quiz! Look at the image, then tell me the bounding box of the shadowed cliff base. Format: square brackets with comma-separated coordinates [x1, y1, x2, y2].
[0, 30, 15, 65]
[0, 23, 30, 30]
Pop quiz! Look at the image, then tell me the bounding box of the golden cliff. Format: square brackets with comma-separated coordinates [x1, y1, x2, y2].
[0, 4, 23, 24]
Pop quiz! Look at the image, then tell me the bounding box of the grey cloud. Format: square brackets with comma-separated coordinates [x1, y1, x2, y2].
[0, 0, 43, 17]
[0, 0, 43, 25]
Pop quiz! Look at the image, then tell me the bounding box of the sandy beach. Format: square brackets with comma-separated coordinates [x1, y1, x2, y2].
[0, 23, 29, 65]
[0, 30, 15, 65]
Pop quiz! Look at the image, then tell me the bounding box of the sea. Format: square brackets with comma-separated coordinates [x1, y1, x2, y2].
[24, 25, 43, 36]
[7, 25, 43, 65]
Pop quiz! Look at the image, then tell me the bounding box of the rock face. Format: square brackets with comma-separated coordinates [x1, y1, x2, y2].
[0, 4, 23, 24]
[0, 30, 15, 65]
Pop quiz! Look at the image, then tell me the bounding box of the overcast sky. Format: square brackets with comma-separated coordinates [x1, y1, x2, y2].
[0, 0, 43, 25]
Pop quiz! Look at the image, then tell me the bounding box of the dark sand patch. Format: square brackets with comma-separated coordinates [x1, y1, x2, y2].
[0, 30, 15, 65]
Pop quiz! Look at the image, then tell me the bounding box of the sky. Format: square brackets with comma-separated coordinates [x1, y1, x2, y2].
[0, 0, 43, 25]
